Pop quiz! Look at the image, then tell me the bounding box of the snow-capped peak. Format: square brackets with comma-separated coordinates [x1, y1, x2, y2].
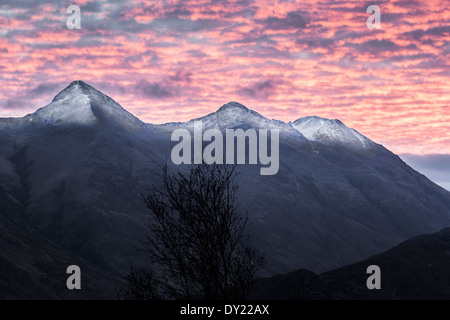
[155, 101, 307, 142]
[203, 101, 271, 127]
[26, 81, 142, 130]
[291, 116, 373, 149]
[52, 80, 97, 103]
[216, 101, 251, 113]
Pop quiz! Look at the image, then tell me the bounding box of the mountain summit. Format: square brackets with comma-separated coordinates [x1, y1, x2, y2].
[51, 80, 99, 103]
[217, 101, 251, 112]
[26, 80, 142, 130]
[189, 101, 298, 133]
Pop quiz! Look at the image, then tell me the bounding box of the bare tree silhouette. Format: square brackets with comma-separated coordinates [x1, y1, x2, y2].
[119, 164, 265, 300]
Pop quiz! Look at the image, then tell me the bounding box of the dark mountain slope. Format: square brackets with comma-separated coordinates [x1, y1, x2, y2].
[251, 228, 450, 300]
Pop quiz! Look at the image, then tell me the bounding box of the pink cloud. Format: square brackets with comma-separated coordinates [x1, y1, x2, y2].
[0, 0, 448, 154]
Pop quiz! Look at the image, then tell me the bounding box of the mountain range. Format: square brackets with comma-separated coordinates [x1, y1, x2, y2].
[1, 80, 450, 299]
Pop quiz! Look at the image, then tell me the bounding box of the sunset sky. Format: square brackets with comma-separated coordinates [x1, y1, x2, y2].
[0, 0, 449, 155]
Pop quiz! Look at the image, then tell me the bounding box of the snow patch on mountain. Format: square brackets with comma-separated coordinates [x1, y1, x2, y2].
[28, 87, 95, 125]
[158, 102, 307, 141]
[291, 116, 374, 149]
[24, 81, 143, 130]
